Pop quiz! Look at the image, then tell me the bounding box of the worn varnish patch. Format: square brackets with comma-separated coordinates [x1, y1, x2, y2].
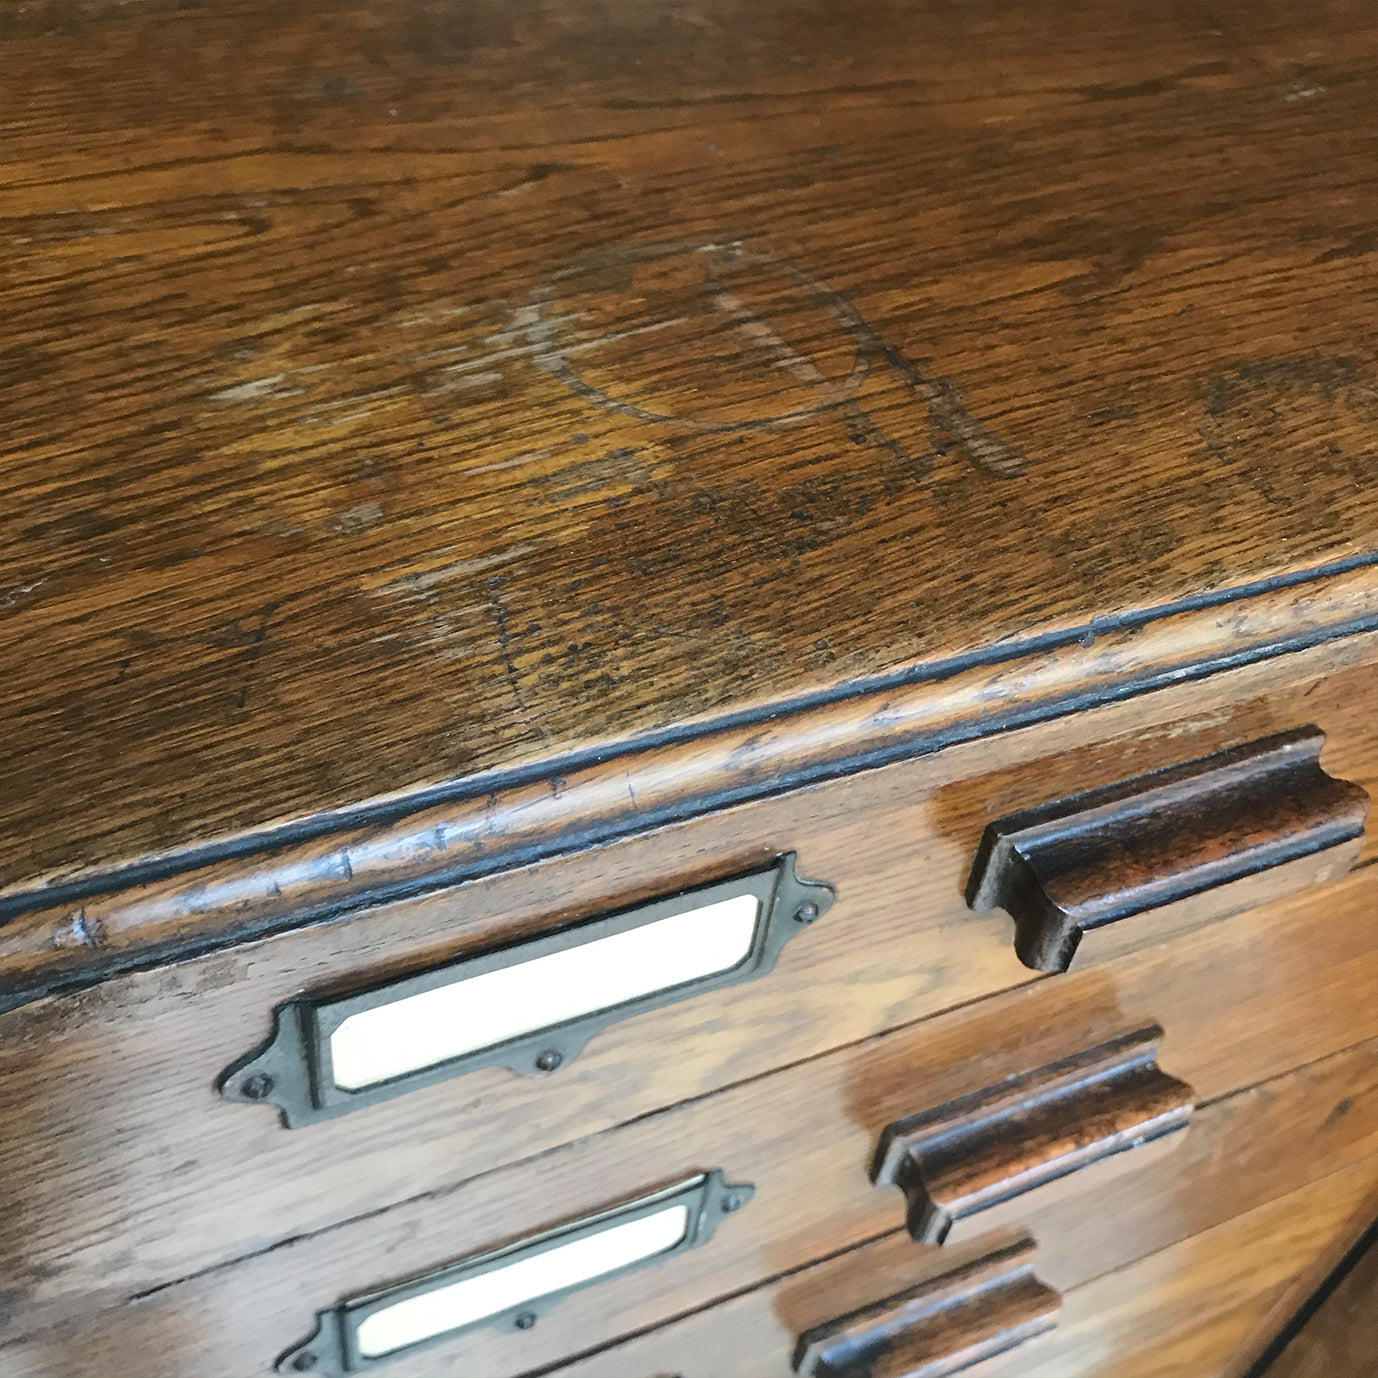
[3, 0, 1378, 890]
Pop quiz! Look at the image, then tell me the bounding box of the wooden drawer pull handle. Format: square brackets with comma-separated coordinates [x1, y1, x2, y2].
[793, 1234, 1060, 1378]
[967, 725, 1368, 972]
[872, 1025, 1193, 1244]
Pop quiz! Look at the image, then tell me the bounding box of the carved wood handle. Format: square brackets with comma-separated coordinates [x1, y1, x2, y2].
[793, 1234, 1059, 1378]
[872, 1026, 1193, 1245]
[967, 725, 1369, 972]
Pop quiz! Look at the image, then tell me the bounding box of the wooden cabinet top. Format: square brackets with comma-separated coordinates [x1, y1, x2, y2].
[5, 0, 1378, 901]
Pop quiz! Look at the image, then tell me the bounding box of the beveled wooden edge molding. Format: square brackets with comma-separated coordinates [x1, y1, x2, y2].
[793, 1232, 1060, 1378]
[3, 565, 1378, 1010]
[966, 724, 1371, 973]
[871, 1025, 1194, 1245]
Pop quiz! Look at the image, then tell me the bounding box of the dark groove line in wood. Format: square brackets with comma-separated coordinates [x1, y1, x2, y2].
[524, 1231, 912, 1378]
[7, 607, 1378, 1016]
[102, 936, 1378, 1317]
[1244, 1221, 1378, 1378]
[5, 551, 1375, 929]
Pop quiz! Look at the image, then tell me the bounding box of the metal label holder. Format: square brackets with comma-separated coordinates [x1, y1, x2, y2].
[276, 1169, 754, 1375]
[221, 852, 833, 1127]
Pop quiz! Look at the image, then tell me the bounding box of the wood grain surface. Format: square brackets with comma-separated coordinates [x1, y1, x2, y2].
[5, 0, 1378, 904]
[10, 865, 1378, 1370]
[8, 642, 1378, 1335]
[997, 1167, 1378, 1378]
[7, 602, 1378, 1008]
[545, 1159, 1378, 1378]
[1226, 1176, 1378, 1378]
[1250, 1218, 1378, 1378]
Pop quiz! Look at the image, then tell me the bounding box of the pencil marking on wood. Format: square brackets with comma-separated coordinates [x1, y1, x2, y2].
[487, 574, 540, 729]
[523, 238, 1026, 478]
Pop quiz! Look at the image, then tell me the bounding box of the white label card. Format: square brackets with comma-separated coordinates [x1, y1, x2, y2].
[328, 892, 761, 1089]
[355, 1205, 691, 1357]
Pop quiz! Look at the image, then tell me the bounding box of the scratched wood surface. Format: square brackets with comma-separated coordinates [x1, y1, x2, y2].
[5, 0, 1378, 897]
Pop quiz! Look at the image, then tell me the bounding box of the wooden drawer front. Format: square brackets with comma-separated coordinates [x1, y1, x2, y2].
[10, 868, 1378, 1377]
[994, 1164, 1378, 1378]
[545, 1161, 1378, 1378]
[5, 640, 1378, 1341]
